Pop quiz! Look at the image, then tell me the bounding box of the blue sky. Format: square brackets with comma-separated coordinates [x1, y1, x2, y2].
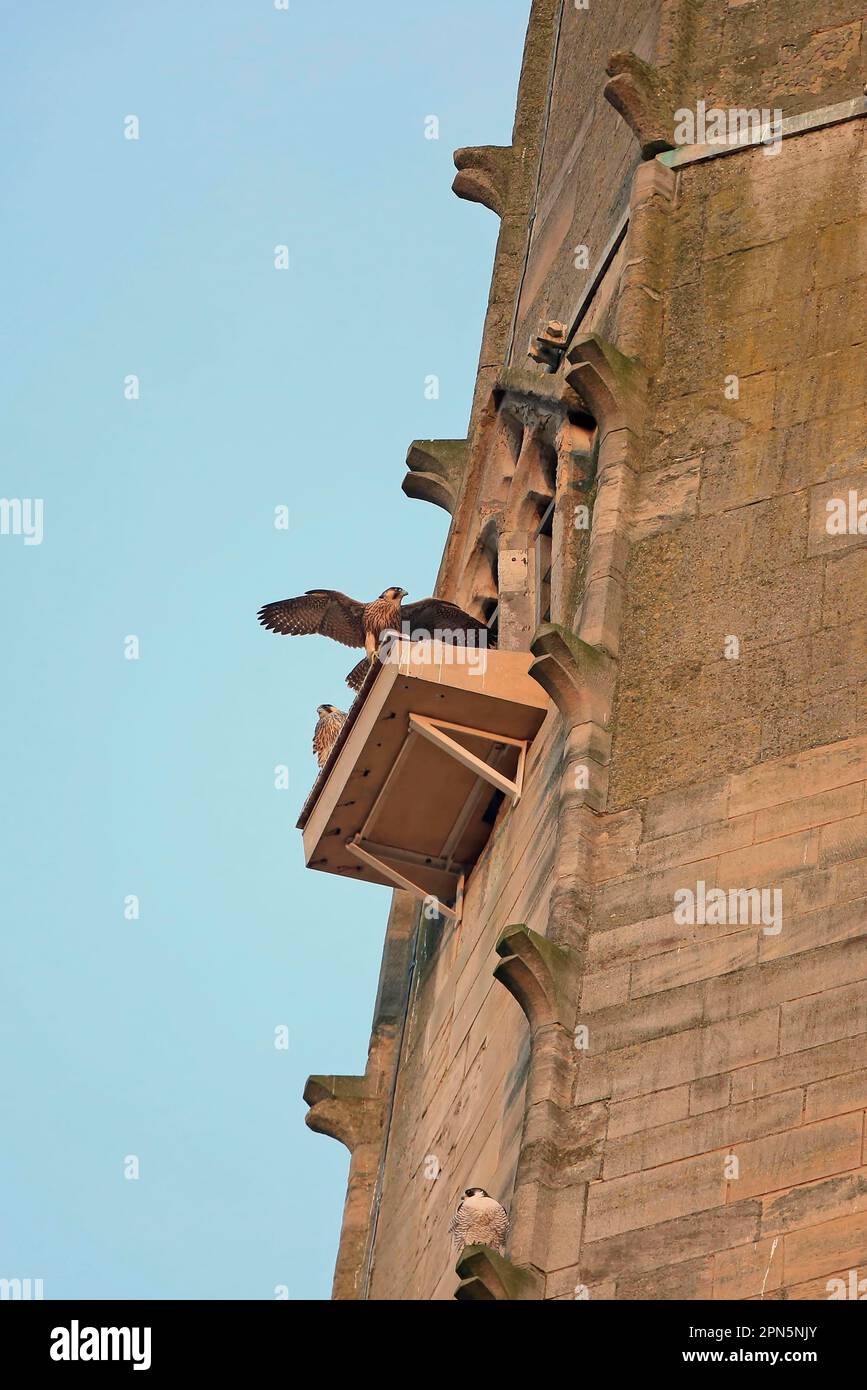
[0, 1, 529, 1298]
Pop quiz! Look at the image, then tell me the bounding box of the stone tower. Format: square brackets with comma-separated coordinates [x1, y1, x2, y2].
[302, 0, 867, 1300]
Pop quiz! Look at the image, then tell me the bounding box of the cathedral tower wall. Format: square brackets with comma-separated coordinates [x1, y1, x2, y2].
[307, 0, 867, 1300]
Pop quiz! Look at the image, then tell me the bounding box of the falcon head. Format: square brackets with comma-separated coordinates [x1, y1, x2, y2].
[464, 1187, 490, 1198]
[316, 704, 341, 716]
[380, 586, 408, 601]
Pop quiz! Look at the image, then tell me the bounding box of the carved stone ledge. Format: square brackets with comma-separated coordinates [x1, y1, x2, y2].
[528, 320, 569, 373]
[494, 363, 584, 418]
[631, 157, 677, 208]
[303, 1074, 386, 1154]
[402, 438, 467, 514]
[603, 51, 677, 158]
[454, 1245, 544, 1301]
[564, 334, 648, 442]
[528, 623, 616, 726]
[452, 145, 513, 217]
[494, 924, 579, 1032]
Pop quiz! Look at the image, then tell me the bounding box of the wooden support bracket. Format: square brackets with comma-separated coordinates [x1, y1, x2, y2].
[408, 713, 527, 805]
[346, 836, 461, 921]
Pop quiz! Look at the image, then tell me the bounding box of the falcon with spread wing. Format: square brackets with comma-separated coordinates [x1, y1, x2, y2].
[257, 585, 493, 691]
[312, 704, 347, 768]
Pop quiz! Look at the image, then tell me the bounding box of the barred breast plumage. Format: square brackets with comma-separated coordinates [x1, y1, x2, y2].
[361, 596, 403, 642]
[312, 705, 347, 768]
[448, 1189, 509, 1259]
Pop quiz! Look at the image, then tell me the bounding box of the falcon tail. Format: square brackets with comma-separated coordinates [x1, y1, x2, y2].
[345, 656, 370, 691]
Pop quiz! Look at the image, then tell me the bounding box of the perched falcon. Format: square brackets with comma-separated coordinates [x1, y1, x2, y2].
[449, 1188, 509, 1260]
[312, 704, 347, 768]
[257, 586, 493, 691]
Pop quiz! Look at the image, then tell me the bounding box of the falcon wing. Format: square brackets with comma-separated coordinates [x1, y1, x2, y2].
[257, 589, 366, 648]
[312, 718, 330, 765]
[312, 720, 327, 765]
[448, 1203, 466, 1249]
[401, 597, 495, 645]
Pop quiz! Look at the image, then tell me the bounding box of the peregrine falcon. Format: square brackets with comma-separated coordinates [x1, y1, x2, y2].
[449, 1188, 509, 1260]
[312, 704, 346, 768]
[257, 586, 493, 691]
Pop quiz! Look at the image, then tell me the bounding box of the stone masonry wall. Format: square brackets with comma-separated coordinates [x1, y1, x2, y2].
[574, 735, 867, 1299]
[566, 105, 867, 1302]
[367, 710, 562, 1299]
[510, 0, 657, 361]
[611, 119, 867, 807]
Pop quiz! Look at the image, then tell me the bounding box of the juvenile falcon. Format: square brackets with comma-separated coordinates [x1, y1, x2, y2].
[448, 1188, 509, 1260]
[257, 585, 493, 691]
[312, 704, 346, 768]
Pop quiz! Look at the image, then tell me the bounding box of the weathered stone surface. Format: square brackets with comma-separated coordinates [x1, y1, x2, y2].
[603, 51, 678, 158]
[402, 439, 468, 515]
[454, 1245, 543, 1301]
[452, 146, 513, 218]
[493, 924, 579, 1032]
